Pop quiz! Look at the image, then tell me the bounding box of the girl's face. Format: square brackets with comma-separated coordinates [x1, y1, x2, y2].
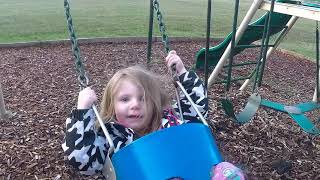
[114, 79, 147, 131]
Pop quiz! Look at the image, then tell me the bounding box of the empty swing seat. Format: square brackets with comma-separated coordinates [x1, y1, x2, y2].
[112, 123, 223, 180]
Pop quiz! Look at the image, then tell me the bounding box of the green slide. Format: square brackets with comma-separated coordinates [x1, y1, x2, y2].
[194, 6, 293, 70]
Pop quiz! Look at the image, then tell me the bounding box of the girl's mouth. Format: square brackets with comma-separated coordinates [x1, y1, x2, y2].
[128, 115, 142, 118]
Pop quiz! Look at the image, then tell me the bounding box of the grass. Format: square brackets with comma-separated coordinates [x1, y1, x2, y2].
[0, 0, 318, 59]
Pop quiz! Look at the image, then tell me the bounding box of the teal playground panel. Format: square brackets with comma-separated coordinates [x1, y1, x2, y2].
[302, 0, 320, 2]
[261, 100, 320, 135]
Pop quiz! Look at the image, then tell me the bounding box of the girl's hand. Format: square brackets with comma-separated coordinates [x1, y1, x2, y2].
[165, 50, 187, 76]
[77, 87, 97, 109]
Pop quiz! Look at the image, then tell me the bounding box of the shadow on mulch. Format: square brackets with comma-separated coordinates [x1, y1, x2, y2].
[0, 40, 319, 179]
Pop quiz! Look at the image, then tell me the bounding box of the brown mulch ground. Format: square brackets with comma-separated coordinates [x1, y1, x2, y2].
[0, 40, 319, 180]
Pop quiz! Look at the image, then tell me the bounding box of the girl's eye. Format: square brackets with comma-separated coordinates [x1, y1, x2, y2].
[120, 97, 129, 102]
[139, 96, 144, 102]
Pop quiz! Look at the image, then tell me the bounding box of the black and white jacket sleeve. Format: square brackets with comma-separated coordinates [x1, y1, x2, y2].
[173, 71, 208, 122]
[61, 109, 135, 175]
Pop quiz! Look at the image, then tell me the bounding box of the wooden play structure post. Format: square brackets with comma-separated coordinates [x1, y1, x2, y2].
[0, 82, 13, 119]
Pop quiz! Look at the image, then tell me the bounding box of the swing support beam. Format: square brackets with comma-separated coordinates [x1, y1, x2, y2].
[260, 0, 320, 21]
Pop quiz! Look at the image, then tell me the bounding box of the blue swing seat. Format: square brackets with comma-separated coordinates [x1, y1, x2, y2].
[112, 123, 223, 180]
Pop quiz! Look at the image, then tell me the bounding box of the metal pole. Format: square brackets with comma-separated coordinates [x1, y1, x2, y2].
[226, 0, 240, 92]
[257, 0, 276, 87]
[316, 21, 319, 102]
[147, 0, 154, 64]
[204, 0, 212, 90]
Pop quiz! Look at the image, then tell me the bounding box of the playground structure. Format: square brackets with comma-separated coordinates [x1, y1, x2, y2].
[195, 0, 320, 135]
[64, 0, 223, 179]
[0, 1, 320, 179]
[62, 0, 319, 179]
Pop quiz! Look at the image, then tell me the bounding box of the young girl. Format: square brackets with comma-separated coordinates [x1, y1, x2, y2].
[62, 51, 209, 177]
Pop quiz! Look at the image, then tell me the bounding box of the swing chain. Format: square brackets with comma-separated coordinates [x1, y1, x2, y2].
[64, 0, 89, 87]
[153, 0, 170, 54]
[63, 0, 116, 156]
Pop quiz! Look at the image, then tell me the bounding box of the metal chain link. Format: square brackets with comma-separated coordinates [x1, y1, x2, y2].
[63, 0, 116, 157]
[64, 0, 89, 87]
[152, 0, 188, 121]
[153, 0, 170, 54]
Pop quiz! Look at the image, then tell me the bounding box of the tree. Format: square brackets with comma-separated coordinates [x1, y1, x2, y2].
[0, 82, 14, 119]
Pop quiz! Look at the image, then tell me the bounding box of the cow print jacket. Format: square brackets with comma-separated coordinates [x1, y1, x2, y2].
[62, 71, 208, 176]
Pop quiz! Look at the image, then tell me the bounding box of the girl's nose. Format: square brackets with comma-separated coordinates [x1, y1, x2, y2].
[130, 99, 141, 109]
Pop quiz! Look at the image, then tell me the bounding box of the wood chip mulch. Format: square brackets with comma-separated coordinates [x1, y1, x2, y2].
[0, 40, 319, 180]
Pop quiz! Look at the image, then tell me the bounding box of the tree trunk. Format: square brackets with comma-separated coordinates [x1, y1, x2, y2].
[0, 82, 13, 119]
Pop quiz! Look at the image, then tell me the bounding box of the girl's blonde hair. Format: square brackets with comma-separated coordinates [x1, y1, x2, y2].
[99, 65, 170, 135]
